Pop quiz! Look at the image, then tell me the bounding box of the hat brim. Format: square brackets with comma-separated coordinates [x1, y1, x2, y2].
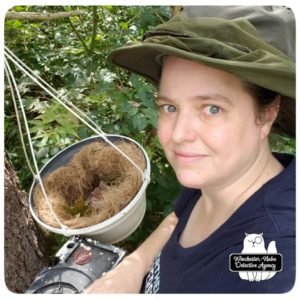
[108, 42, 295, 99]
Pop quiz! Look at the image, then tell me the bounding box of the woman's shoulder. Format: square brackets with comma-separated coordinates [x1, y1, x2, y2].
[260, 153, 295, 200]
[262, 152, 295, 232]
[274, 152, 295, 176]
[174, 187, 200, 218]
[264, 152, 295, 195]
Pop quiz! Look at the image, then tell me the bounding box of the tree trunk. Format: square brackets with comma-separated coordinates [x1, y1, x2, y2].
[4, 152, 47, 293]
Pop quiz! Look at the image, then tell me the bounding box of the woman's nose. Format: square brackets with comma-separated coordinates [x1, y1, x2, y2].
[172, 111, 198, 144]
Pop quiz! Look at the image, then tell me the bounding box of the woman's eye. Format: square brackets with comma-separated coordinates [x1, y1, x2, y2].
[162, 104, 177, 113]
[203, 105, 221, 115]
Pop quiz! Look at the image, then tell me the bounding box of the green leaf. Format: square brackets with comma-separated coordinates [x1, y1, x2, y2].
[127, 107, 138, 117]
[137, 90, 156, 109]
[119, 22, 128, 30]
[132, 113, 148, 131]
[54, 32, 61, 41]
[42, 110, 58, 124]
[36, 136, 48, 147]
[35, 146, 49, 160]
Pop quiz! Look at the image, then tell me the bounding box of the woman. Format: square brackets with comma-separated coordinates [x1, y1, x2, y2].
[86, 6, 295, 293]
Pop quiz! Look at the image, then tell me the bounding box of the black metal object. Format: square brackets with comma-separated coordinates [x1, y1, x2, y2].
[26, 236, 126, 294]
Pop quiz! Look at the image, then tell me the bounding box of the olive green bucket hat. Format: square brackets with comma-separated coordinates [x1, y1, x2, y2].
[108, 6, 295, 100]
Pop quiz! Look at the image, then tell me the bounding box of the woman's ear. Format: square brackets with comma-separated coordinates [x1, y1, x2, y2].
[260, 95, 281, 140]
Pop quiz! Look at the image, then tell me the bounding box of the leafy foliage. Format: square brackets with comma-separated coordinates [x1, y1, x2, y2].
[4, 6, 178, 252]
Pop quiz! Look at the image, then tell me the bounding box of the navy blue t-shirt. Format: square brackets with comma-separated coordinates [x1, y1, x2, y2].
[141, 153, 295, 293]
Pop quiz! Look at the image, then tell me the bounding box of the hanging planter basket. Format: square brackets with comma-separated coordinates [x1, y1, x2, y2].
[29, 134, 151, 244]
[5, 47, 151, 244]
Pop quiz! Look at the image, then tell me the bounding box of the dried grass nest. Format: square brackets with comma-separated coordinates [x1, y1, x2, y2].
[33, 140, 147, 229]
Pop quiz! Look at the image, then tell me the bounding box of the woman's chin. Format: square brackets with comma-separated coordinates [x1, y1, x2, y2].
[176, 173, 205, 189]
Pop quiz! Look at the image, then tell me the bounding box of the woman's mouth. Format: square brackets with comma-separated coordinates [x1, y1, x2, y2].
[174, 151, 208, 163]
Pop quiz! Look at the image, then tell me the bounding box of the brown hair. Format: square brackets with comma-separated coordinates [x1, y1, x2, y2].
[242, 82, 295, 138]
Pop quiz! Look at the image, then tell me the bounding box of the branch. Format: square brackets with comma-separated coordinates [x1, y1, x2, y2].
[5, 11, 84, 21]
[89, 7, 98, 55]
[67, 17, 90, 54]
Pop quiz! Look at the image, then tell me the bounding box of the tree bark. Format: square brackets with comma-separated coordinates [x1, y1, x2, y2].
[4, 152, 47, 293]
[5, 11, 84, 21]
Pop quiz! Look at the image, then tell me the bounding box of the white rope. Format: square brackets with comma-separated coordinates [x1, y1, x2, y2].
[4, 48, 146, 180]
[4, 58, 67, 230]
[5, 46, 105, 136]
[4, 47, 150, 233]
[4, 63, 35, 176]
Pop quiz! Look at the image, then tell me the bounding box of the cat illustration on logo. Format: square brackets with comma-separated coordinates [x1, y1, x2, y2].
[239, 233, 277, 282]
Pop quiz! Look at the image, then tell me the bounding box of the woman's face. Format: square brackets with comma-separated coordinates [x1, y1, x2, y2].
[157, 56, 269, 190]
